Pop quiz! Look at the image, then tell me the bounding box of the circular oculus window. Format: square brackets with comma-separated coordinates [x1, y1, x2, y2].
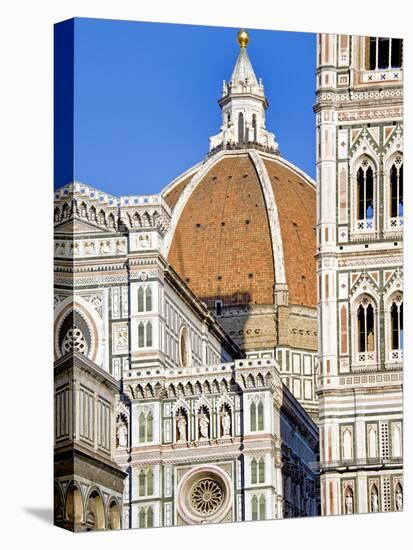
[176, 465, 232, 524]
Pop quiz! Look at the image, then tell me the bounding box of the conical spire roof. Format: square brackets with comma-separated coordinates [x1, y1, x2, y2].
[209, 29, 277, 153]
[230, 46, 259, 89]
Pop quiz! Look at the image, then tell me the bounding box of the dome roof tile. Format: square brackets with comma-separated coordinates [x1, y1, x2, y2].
[164, 151, 316, 309]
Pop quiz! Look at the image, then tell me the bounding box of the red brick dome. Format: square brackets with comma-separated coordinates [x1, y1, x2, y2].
[163, 150, 316, 309]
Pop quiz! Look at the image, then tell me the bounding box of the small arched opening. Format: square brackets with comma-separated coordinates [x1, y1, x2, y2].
[108, 500, 121, 530]
[65, 484, 84, 531]
[85, 490, 105, 531]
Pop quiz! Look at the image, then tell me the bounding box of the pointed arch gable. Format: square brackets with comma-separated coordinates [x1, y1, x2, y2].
[383, 126, 403, 164]
[54, 294, 104, 365]
[194, 395, 212, 413]
[350, 277, 380, 307]
[216, 393, 234, 411]
[350, 135, 380, 170]
[172, 397, 191, 415]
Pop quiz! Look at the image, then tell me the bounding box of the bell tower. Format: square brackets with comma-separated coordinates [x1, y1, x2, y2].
[315, 33, 403, 517]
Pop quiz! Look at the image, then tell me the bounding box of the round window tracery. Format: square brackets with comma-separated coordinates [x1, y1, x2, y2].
[62, 325, 89, 355]
[176, 465, 232, 525]
[190, 478, 224, 516]
[58, 310, 92, 358]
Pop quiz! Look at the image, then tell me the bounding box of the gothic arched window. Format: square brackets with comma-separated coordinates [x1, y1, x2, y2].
[147, 470, 154, 494]
[390, 159, 403, 222]
[357, 161, 374, 230]
[147, 507, 154, 528]
[342, 428, 353, 460]
[252, 495, 266, 520]
[138, 287, 144, 312]
[259, 495, 266, 519]
[238, 112, 244, 143]
[250, 401, 264, 432]
[250, 402, 256, 431]
[251, 495, 258, 521]
[145, 287, 152, 311]
[138, 508, 146, 528]
[137, 286, 153, 313]
[146, 411, 153, 441]
[138, 411, 153, 443]
[367, 425, 377, 458]
[357, 296, 376, 360]
[392, 423, 402, 458]
[257, 401, 264, 431]
[258, 458, 265, 483]
[251, 459, 257, 484]
[391, 295, 403, 353]
[146, 322, 152, 347]
[139, 412, 146, 442]
[138, 469, 154, 496]
[138, 322, 145, 347]
[139, 471, 146, 496]
[252, 114, 257, 142]
[368, 37, 403, 70]
[137, 320, 153, 348]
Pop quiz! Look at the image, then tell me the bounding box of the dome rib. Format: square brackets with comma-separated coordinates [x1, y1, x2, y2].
[249, 150, 287, 288]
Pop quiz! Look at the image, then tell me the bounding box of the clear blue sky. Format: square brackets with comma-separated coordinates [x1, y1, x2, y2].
[55, 18, 316, 194]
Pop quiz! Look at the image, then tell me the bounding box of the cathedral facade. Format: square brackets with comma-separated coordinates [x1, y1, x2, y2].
[315, 34, 403, 515]
[53, 27, 403, 531]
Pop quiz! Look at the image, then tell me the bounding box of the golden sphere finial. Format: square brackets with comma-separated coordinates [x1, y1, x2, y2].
[237, 29, 249, 48]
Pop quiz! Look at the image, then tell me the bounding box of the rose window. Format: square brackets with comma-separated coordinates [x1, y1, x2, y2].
[190, 478, 224, 516]
[62, 325, 89, 355]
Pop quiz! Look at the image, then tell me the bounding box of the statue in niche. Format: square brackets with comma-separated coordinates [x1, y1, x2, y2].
[100, 240, 110, 254]
[124, 510, 129, 529]
[137, 234, 151, 249]
[116, 421, 128, 448]
[116, 240, 126, 253]
[90, 295, 102, 308]
[345, 492, 354, 514]
[221, 410, 231, 437]
[370, 489, 379, 512]
[177, 414, 187, 442]
[117, 328, 128, 349]
[395, 487, 403, 511]
[199, 413, 209, 439]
